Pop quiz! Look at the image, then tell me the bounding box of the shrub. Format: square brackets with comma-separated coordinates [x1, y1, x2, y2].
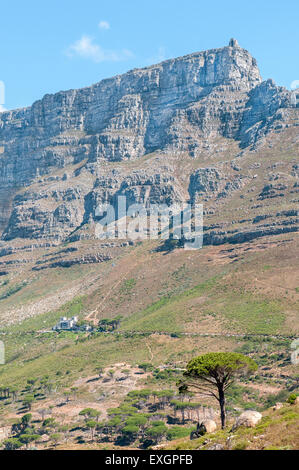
[3, 438, 23, 450]
[166, 426, 194, 440]
[19, 434, 39, 448]
[233, 440, 248, 450]
[43, 417, 57, 428]
[50, 433, 62, 447]
[22, 395, 35, 410]
[287, 393, 298, 405]
[264, 390, 289, 408]
[79, 408, 101, 420]
[138, 363, 154, 372]
[125, 415, 147, 427]
[146, 421, 167, 442]
[121, 424, 139, 437]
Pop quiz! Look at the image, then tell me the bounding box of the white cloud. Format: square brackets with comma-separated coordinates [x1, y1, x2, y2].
[65, 35, 133, 63]
[98, 20, 110, 30]
[0, 105, 6, 112]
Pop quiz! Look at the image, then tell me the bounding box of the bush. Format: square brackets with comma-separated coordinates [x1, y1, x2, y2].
[166, 426, 194, 441]
[43, 417, 57, 428]
[138, 363, 154, 372]
[19, 434, 39, 447]
[146, 421, 167, 442]
[121, 424, 139, 438]
[3, 438, 23, 450]
[79, 408, 101, 420]
[287, 393, 298, 405]
[264, 390, 289, 408]
[22, 394, 35, 410]
[125, 415, 147, 427]
[233, 440, 248, 450]
[50, 433, 62, 447]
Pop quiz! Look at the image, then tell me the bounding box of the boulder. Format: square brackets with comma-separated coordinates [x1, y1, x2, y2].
[190, 420, 217, 439]
[234, 411, 262, 429]
[201, 419, 217, 433]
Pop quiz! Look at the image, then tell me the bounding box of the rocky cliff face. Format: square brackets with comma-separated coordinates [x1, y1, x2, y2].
[0, 39, 297, 244]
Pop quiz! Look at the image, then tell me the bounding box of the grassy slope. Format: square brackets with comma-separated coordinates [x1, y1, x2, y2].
[0, 123, 298, 449]
[163, 403, 299, 451]
[0, 233, 298, 391]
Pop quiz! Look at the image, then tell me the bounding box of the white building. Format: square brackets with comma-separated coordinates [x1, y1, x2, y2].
[53, 316, 78, 331]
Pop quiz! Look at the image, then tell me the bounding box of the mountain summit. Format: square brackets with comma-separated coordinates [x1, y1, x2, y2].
[0, 41, 297, 243]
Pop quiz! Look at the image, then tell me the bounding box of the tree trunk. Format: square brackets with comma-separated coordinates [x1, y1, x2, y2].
[218, 385, 226, 429]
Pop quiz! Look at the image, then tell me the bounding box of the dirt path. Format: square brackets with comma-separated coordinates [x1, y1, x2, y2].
[145, 339, 154, 363]
[254, 277, 299, 293]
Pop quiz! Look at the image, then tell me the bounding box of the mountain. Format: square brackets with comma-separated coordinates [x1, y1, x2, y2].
[0, 37, 297, 323]
[0, 42, 298, 451]
[0, 39, 297, 244]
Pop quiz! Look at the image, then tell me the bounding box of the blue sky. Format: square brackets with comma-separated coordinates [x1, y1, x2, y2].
[0, 0, 298, 110]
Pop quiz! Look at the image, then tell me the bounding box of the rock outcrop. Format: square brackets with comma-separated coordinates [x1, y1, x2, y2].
[233, 410, 262, 429]
[200, 419, 218, 433]
[190, 419, 217, 438]
[0, 39, 297, 244]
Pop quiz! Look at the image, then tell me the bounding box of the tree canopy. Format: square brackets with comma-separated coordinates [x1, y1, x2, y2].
[185, 352, 257, 379]
[181, 352, 258, 428]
